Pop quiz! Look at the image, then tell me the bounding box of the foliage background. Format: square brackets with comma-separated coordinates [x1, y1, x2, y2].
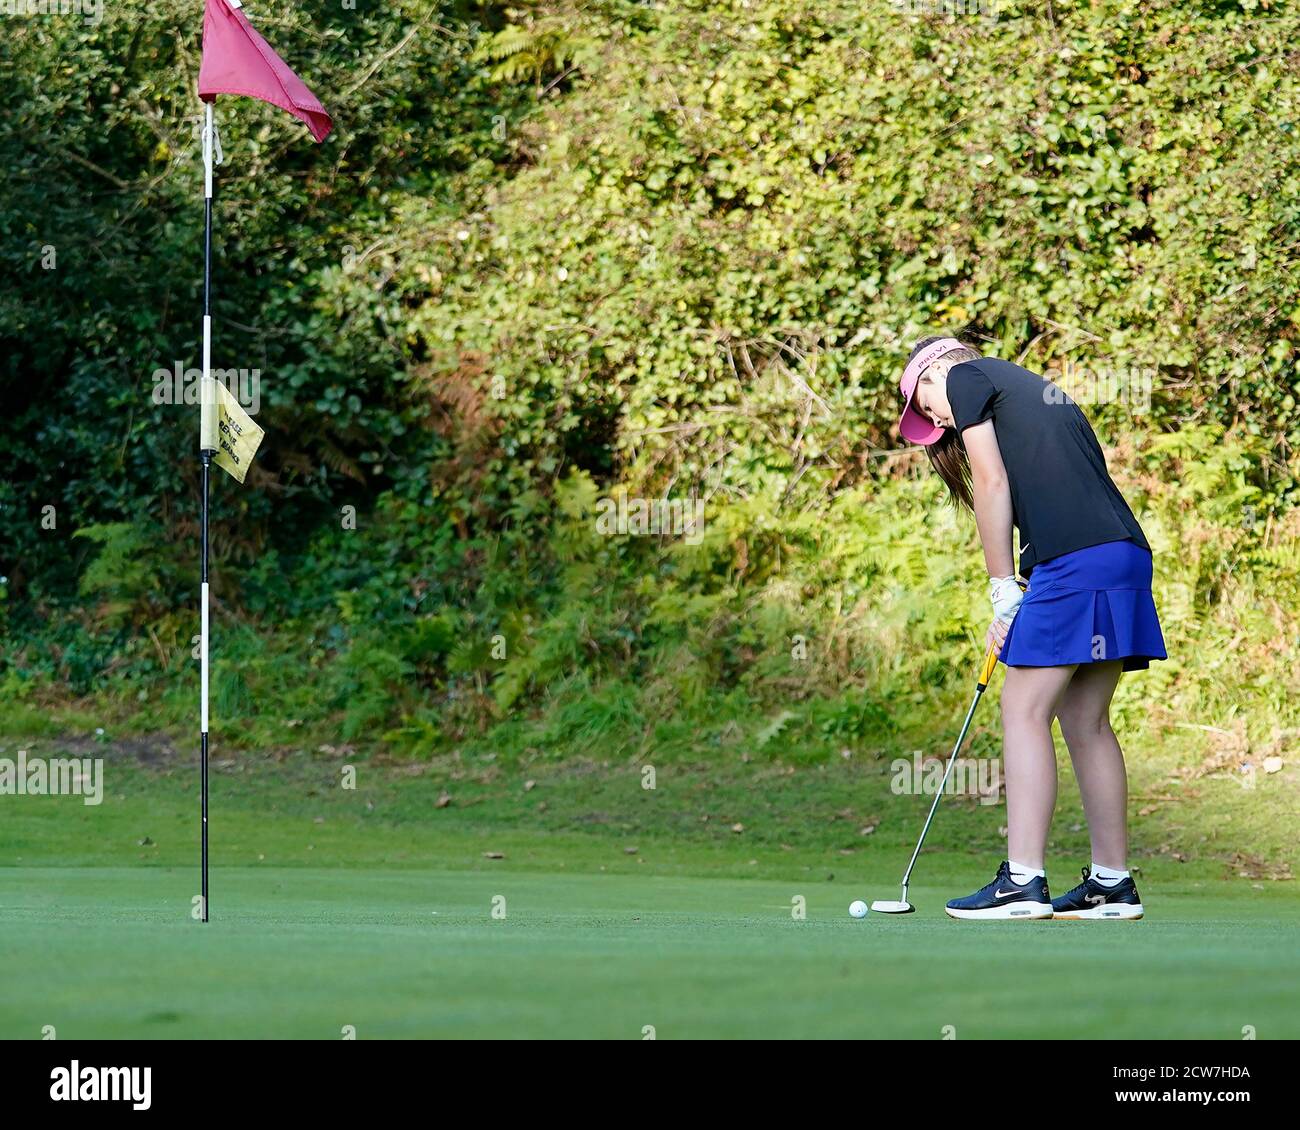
[2, 0, 1297, 869]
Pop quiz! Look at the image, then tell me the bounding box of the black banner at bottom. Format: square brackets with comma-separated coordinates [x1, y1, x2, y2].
[2, 1039, 1290, 1115]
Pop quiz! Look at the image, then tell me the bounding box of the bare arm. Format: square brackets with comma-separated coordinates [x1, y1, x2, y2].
[962, 420, 1015, 578]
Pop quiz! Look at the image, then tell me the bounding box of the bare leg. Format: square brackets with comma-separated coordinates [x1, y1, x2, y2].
[1000, 664, 1077, 869]
[1054, 661, 1127, 870]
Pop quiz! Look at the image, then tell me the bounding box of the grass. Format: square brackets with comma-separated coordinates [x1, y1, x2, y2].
[3, 865, 1297, 1040]
[1, 740, 1297, 1039]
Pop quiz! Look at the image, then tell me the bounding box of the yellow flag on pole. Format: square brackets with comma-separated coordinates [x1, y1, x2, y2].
[210, 378, 264, 483]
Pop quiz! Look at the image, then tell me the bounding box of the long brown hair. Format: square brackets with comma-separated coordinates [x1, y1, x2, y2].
[908, 336, 982, 512]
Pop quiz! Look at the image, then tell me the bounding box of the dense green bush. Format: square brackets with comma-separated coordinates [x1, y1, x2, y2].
[428, 0, 1300, 512]
[0, 0, 524, 602]
[3, 1, 1300, 777]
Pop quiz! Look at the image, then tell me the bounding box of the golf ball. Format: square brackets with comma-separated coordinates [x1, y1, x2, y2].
[849, 900, 869, 919]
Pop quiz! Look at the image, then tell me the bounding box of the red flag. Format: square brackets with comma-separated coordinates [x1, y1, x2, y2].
[198, 0, 332, 143]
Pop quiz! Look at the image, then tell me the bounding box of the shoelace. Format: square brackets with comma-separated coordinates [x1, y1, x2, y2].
[1064, 867, 1092, 898]
[990, 862, 1014, 893]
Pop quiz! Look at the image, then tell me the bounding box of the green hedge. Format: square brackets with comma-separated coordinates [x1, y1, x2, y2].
[4, 1, 1300, 763]
[431, 0, 1300, 518]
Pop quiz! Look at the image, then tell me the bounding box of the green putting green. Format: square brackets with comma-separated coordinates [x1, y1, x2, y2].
[2, 863, 1296, 1039]
[3, 754, 1296, 1039]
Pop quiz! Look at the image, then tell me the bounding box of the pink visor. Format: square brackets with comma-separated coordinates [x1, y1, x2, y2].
[897, 337, 967, 446]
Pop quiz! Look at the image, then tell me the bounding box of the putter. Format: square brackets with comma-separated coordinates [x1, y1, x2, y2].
[870, 641, 1002, 914]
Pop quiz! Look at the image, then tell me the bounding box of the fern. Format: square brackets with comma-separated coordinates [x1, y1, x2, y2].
[470, 16, 599, 85]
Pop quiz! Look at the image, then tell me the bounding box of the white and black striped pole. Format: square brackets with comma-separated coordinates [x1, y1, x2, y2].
[198, 98, 218, 923]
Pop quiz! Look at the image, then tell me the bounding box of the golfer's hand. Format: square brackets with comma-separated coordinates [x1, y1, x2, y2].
[989, 575, 1024, 621]
[986, 618, 1010, 656]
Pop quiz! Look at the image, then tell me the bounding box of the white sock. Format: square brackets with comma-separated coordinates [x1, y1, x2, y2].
[1090, 862, 1129, 887]
[1008, 859, 1045, 884]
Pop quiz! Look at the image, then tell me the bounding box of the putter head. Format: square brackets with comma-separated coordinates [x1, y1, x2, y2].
[869, 899, 915, 914]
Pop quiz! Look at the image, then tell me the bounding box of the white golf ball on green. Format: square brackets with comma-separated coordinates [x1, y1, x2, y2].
[848, 900, 868, 919]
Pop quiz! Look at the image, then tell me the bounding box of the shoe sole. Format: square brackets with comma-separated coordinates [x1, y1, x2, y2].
[1053, 903, 1144, 920]
[944, 902, 1054, 921]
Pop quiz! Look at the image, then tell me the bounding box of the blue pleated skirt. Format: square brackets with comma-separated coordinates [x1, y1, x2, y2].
[1000, 538, 1168, 671]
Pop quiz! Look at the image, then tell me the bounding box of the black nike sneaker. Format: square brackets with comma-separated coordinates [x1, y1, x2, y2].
[1051, 867, 1144, 920]
[944, 860, 1054, 921]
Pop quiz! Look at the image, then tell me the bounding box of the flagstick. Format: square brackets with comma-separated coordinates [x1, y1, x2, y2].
[200, 460, 210, 924]
[199, 100, 217, 924]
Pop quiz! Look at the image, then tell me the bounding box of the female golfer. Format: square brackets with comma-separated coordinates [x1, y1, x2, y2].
[897, 336, 1166, 920]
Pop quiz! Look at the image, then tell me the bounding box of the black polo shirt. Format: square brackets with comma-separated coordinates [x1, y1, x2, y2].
[946, 357, 1150, 578]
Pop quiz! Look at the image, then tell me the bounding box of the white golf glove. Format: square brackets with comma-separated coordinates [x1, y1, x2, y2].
[989, 575, 1024, 623]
